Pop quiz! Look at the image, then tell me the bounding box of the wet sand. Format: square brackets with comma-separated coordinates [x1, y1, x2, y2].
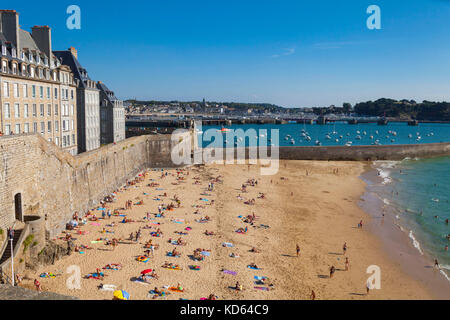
[20, 161, 433, 300]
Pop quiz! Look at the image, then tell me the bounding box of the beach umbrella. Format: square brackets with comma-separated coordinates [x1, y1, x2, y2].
[141, 269, 153, 275]
[113, 290, 130, 300]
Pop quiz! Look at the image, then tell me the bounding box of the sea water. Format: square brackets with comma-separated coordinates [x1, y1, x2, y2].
[199, 122, 450, 148]
[371, 157, 450, 282]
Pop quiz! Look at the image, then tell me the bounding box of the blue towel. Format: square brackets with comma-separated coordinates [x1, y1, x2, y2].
[247, 266, 261, 270]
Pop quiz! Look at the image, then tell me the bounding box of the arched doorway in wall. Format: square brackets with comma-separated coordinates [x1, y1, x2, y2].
[14, 193, 23, 222]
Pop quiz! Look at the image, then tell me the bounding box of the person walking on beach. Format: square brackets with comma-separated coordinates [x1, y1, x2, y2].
[310, 290, 316, 300]
[342, 242, 347, 255]
[34, 279, 42, 291]
[329, 266, 335, 278]
[296, 244, 300, 257]
[345, 257, 349, 271]
[366, 280, 371, 295]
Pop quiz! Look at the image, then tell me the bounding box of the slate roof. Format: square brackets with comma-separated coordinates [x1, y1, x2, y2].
[97, 81, 118, 103]
[53, 50, 94, 89]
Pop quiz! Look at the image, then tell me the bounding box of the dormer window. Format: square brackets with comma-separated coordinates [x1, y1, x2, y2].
[36, 55, 40, 64]
[2, 46, 6, 56]
[29, 53, 33, 63]
[22, 65, 26, 76]
[21, 52, 25, 60]
[2, 60, 7, 73]
[44, 57, 48, 66]
[12, 63, 17, 74]
[12, 48, 16, 58]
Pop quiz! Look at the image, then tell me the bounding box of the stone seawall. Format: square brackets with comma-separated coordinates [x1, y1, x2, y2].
[199, 142, 450, 162]
[0, 131, 188, 238]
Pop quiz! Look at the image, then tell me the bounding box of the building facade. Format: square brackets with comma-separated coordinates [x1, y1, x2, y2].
[54, 48, 100, 154]
[0, 10, 78, 155]
[97, 81, 125, 145]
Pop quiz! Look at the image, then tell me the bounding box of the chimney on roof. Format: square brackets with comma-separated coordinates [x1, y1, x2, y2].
[31, 26, 52, 63]
[0, 10, 20, 52]
[69, 46, 77, 59]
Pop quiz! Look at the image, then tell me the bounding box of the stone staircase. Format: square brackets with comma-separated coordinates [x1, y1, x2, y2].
[0, 224, 24, 266]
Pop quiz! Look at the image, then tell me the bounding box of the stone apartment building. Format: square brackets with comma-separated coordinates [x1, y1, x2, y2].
[97, 81, 125, 144]
[0, 10, 78, 155]
[54, 48, 100, 153]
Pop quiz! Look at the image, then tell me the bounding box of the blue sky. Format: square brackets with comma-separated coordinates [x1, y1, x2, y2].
[5, 0, 450, 107]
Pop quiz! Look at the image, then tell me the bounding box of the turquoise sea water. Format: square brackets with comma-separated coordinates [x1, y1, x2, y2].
[372, 157, 450, 281]
[199, 122, 450, 148]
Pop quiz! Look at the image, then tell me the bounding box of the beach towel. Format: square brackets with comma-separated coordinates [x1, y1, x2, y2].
[90, 240, 103, 244]
[247, 266, 261, 270]
[149, 291, 169, 298]
[167, 252, 180, 258]
[136, 256, 149, 263]
[222, 242, 233, 247]
[254, 276, 267, 280]
[97, 208, 106, 211]
[201, 251, 210, 256]
[99, 284, 116, 291]
[254, 286, 270, 291]
[185, 227, 192, 231]
[189, 265, 200, 270]
[90, 223, 101, 226]
[223, 270, 237, 276]
[168, 287, 184, 293]
[134, 279, 151, 285]
[40, 273, 57, 278]
[163, 266, 182, 270]
[200, 198, 209, 202]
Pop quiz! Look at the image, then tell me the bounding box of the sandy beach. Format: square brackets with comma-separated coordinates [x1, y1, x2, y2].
[18, 160, 434, 300]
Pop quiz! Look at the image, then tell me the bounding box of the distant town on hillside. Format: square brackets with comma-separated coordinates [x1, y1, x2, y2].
[124, 98, 450, 121]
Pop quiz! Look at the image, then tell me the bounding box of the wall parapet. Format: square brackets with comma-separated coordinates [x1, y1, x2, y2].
[200, 142, 450, 162]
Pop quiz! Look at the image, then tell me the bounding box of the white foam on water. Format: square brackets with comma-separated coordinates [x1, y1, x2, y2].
[373, 160, 402, 185]
[439, 269, 450, 282]
[408, 230, 424, 255]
